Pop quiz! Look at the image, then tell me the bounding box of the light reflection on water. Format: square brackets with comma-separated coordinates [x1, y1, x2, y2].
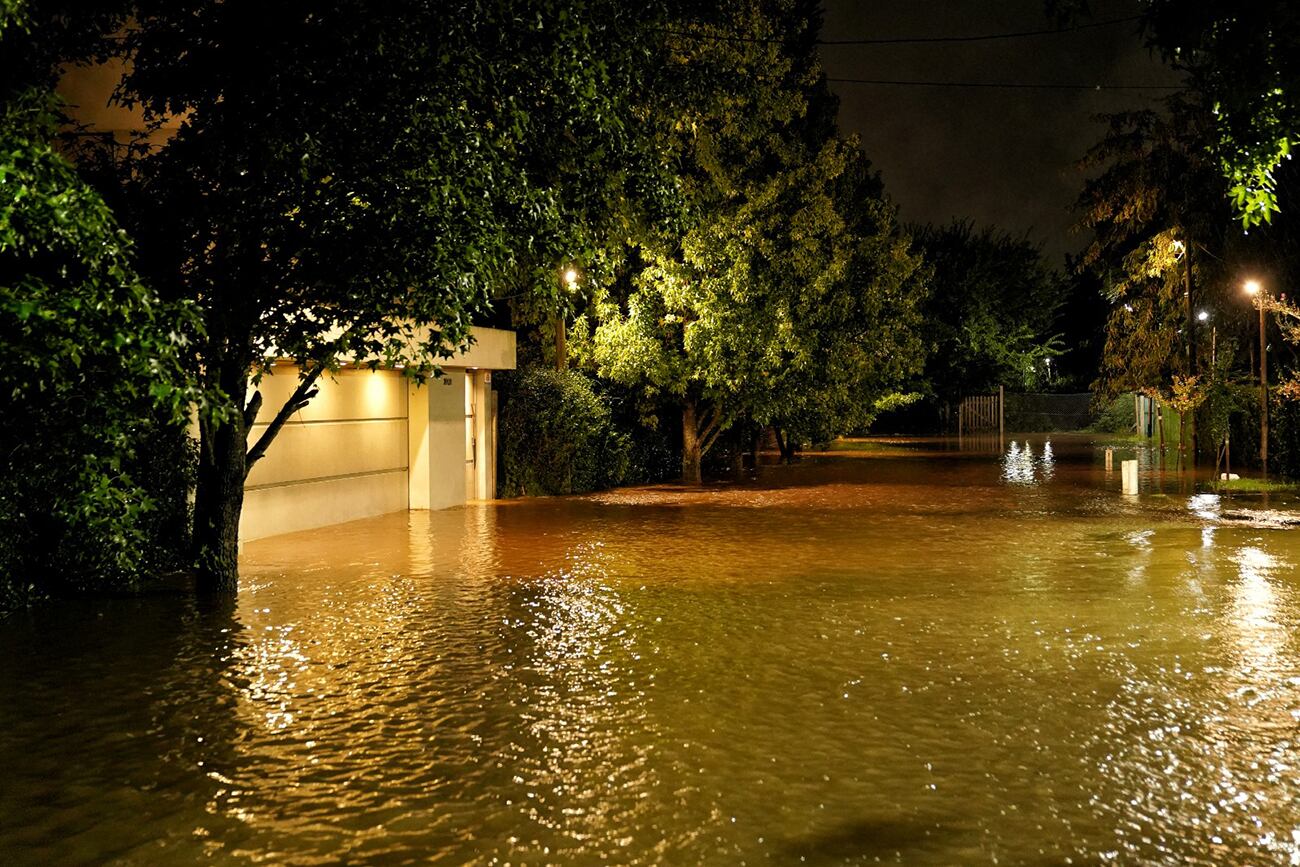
[2, 435, 1300, 865]
[1000, 438, 1055, 486]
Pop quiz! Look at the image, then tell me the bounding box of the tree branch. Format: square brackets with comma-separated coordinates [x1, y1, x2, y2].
[244, 366, 323, 477]
[699, 404, 722, 442]
[699, 405, 726, 456]
[242, 390, 263, 430]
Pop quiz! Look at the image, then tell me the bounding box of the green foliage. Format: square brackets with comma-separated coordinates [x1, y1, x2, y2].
[578, 0, 925, 470]
[908, 221, 1064, 402]
[103, 0, 678, 586]
[1198, 378, 1248, 455]
[1074, 97, 1238, 402]
[1215, 477, 1296, 493]
[1089, 393, 1138, 434]
[498, 368, 633, 496]
[0, 87, 199, 605]
[0, 0, 23, 32]
[1143, 2, 1300, 226]
[121, 0, 660, 382]
[1268, 397, 1300, 479]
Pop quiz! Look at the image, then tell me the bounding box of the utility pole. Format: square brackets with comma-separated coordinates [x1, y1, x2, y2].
[1183, 240, 1197, 462]
[1259, 294, 1268, 474]
[1244, 279, 1268, 474]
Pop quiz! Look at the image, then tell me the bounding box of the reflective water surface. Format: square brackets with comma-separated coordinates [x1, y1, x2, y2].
[3, 435, 1300, 865]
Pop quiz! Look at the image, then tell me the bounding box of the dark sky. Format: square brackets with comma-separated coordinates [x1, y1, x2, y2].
[819, 0, 1182, 263]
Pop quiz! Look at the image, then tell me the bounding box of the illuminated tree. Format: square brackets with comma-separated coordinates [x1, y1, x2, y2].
[1075, 97, 1229, 400]
[582, 1, 924, 481]
[1142, 1, 1300, 226]
[1, 1, 198, 601]
[907, 221, 1064, 406]
[112, 0, 672, 589]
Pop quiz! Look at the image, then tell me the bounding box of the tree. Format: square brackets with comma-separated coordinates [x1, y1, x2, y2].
[108, 0, 671, 590]
[1075, 97, 1243, 406]
[759, 148, 926, 450]
[581, 0, 923, 481]
[1142, 1, 1300, 226]
[907, 221, 1064, 408]
[1, 1, 198, 602]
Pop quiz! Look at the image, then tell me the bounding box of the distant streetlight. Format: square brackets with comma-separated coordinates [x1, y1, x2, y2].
[1243, 279, 1268, 472]
[1196, 309, 1209, 322]
[555, 267, 579, 370]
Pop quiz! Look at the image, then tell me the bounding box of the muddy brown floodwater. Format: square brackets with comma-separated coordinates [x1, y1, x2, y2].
[3, 435, 1300, 865]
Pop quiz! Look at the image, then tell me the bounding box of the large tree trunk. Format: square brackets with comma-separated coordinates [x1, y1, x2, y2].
[192, 361, 249, 593]
[191, 349, 322, 593]
[773, 426, 796, 463]
[682, 398, 703, 485]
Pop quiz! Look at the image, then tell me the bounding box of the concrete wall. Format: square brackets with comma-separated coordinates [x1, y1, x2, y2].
[409, 369, 469, 511]
[241, 368, 409, 542]
[237, 329, 516, 543]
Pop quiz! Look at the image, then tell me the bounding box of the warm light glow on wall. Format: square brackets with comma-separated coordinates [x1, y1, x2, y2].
[363, 368, 391, 417]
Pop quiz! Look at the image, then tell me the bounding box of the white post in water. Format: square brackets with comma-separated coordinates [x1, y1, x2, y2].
[1121, 459, 1139, 495]
[1105, 447, 1114, 471]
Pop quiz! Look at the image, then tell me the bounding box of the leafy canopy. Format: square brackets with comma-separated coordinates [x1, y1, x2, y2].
[909, 221, 1064, 401]
[580, 0, 925, 453]
[1, 1, 200, 597]
[1143, 1, 1300, 226]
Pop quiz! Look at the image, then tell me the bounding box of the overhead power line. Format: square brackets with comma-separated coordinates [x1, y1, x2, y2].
[825, 77, 1181, 91]
[818, 14, 1142, 46]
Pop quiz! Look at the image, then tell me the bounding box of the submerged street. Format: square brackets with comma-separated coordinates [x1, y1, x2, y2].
[3, 437, 1299, 864]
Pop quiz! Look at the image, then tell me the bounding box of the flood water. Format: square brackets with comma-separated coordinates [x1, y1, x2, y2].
[3, 435, 1300, 865]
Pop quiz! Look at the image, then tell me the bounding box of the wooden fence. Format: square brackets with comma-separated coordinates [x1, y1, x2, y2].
[957, 386, 1004, 440]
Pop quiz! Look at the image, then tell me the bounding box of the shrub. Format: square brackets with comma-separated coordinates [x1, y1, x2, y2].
[0, 408, 196, 606]
[1088, 394, 1137, 434]
[1268, 396, 1300, 478]
[1, 91, 199, 610]
[498, 368, 633, 496]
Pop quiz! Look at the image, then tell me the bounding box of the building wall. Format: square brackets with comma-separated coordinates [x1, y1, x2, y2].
[241, 368, 410, 543]
[409, 369, 469, 511]
[239, 327, 516, 544]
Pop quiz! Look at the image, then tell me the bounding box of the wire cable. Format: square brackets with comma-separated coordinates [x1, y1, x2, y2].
[819, 14, 1143, 46]
[825, 77, 1181, 91]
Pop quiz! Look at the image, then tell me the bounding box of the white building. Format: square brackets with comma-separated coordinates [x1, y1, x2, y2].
[239, 326, 515, 543]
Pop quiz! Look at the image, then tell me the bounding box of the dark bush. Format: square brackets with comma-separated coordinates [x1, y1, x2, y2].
[0, 407, 196, 607]
[1089, 394, 1137, 434]
[1268, 396, 1300, 478]
[498, 368, 633, 496]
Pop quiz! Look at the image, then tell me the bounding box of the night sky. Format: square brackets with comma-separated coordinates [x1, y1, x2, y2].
[819, 0, 1182, 263]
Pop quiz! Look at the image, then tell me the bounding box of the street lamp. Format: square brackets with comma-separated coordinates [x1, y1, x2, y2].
[1243, 279, 1268, 472]
[555, 267, 579, 370]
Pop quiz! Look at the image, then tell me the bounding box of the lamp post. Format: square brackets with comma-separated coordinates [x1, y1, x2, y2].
[1244, 279, 1268, 472]
[1175, 238, 1198, 460]
[556, 267, 578, 370]
[1197, 309, 1214, 368]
